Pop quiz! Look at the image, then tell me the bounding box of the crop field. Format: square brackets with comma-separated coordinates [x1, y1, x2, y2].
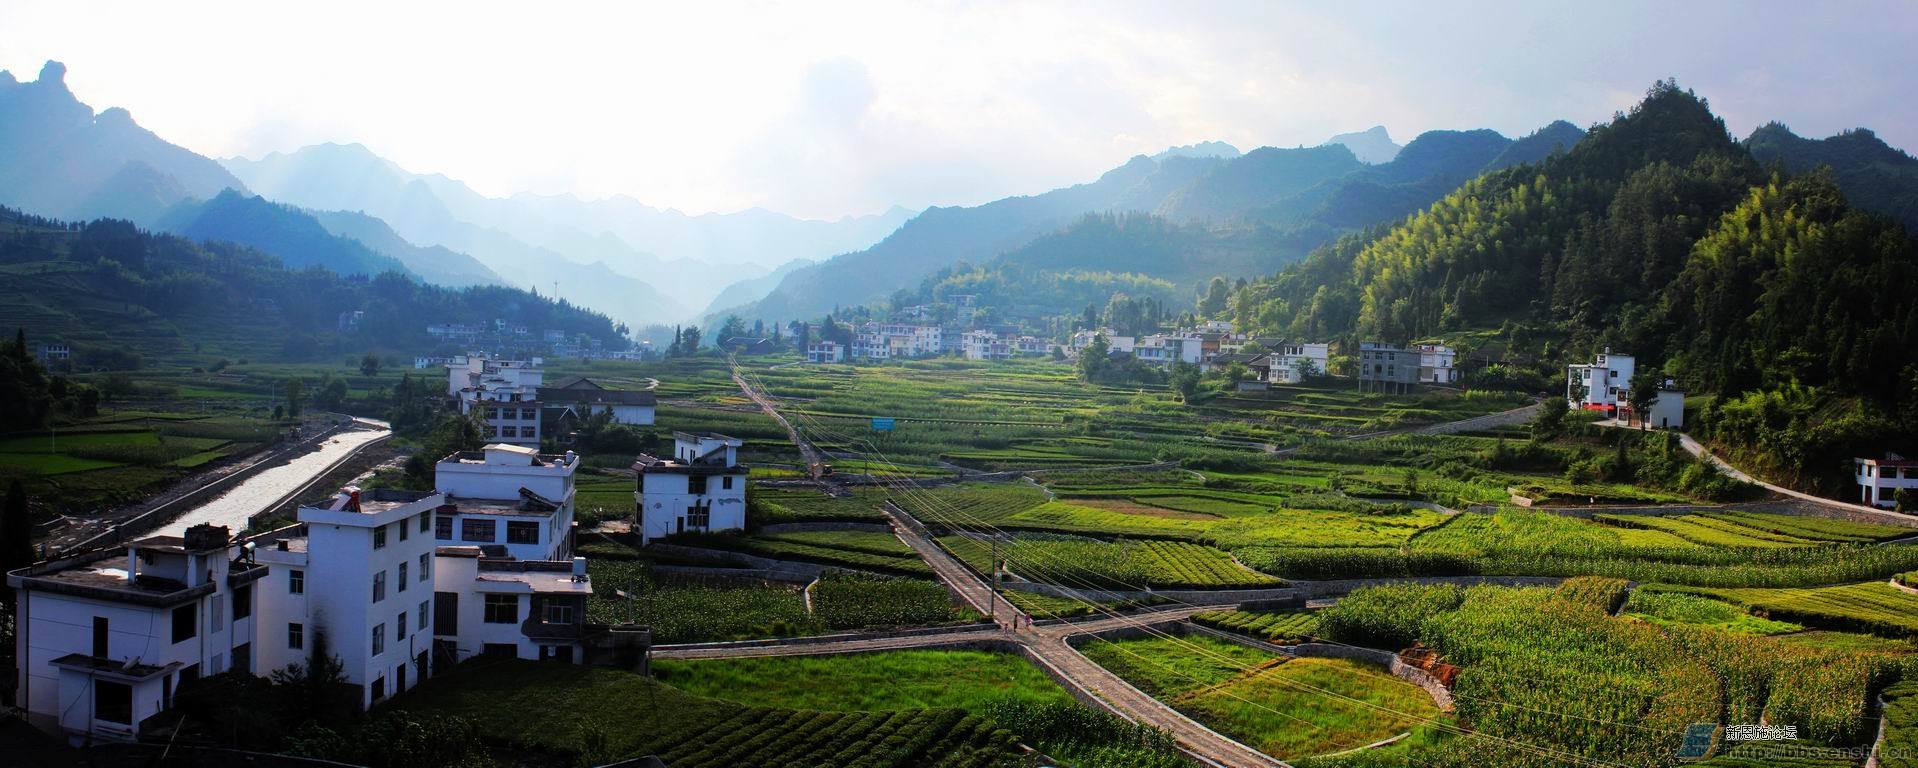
[1644, 581, 1918, 638]
[1081, 635, 1440, 759]
[938, 533, 1281, 590]
[1620, 589, 1805, 635]
[677, 530, 933, 577]
[1882, 678, 1918, 768]
[1191, 609, 1320, 644]
[395, 660, 1025, 768]
[1307, 578, 1910, 765]
[1, 410, 277, 518]
[809, 573, 975, 630]
[652, 649, 1072, 712]
[573, 471, 634, 526]
[753, 486, 890, 522]
[741, 358, 1525, 471]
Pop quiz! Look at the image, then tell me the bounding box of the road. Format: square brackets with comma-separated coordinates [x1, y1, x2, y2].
[156, 418, 390, 536]
[732, 365, 826, 478]
[1597, 420, 1917, 524]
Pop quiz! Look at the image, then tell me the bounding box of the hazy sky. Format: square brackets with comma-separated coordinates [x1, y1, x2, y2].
[3, 1, 1915, 220]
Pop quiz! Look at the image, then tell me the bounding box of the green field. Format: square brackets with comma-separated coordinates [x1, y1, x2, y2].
[939, 533, 1281, 590]
[1643, 581, 1918, 638]
[653, 649, 1072, 712]
[1082, 635, 1440, 759]
[395, 660, 1024, 767]
[1191, 609, 1321, 644]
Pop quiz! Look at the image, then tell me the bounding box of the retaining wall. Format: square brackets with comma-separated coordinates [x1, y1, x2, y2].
[1000, 579, 1300, 606]
[757, 521, 894, 534]
[1288, 575, 1564, 599]
[652, 621, 999, 654]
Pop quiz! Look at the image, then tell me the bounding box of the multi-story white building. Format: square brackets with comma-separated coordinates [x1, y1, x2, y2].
[633, 432, 749, 543]
[1132, 334, 1205, 367]
[9, 524, 265, 743]
[851, 323, 942, 361]
[1568, 349, 1636, 413]
[1416, 344, 1460, 384]
[806, 341, 845, 363]
[429, 548, 595, 665]
[433, 444, 578, 561]
[253, 487, 442, 710]
[961, 330, 1011, 361]
[448, 354, 546, 446]
[1265, 342, 1331, 384]
[1855, 455, 1918, 509]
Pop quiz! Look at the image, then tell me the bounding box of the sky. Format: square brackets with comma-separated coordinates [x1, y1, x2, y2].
[3, 1, 1916, 221]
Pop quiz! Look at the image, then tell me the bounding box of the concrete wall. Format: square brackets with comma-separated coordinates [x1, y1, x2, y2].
[999, 579, 1300, 606]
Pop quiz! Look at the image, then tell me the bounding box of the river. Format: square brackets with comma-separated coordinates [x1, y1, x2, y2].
[155, 417, 392, 536]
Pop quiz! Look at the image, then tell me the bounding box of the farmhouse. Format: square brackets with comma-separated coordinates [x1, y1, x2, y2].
[447, 353, 546, 446]
[9, 444, 642, 743]
[852, 323, 942, 360]
[633, 432, 749, 543]
[1265, 342, 1330, 384]
[1855, 454, 1918, 509]
[1357, 342, 1420, 393]
[1568, 348, 1635, 414]
[1416, 344, 1459, 384]
[539, 375, 657, 441]
[806, 340, 845, 363]
[1618, 380, 1686, 429]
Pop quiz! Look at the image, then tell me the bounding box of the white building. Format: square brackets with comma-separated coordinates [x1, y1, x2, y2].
[9, 524, 264, 743]
[852, 323, 942, 361]
[1855, 455, 1918, 509]
[1133, 334, 1205, 367]
[253, 487, 442, 710]
[962, 330, 1011, 361]
[1416, 344, 1460, 384]
[1264, 343, 1331, 384]
[633, 432, 749, 543]
[433, 444, 579, 562]
[1568, 349, 1636, 414]
[1619, 381, 1686, 430]
[539, 376, 657, 431]
[806, 341, 845, 363]
[448, 354, 546, 446]
[429, 548, 595, 665]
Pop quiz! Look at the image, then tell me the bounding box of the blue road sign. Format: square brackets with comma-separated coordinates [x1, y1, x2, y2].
[871, 417, 895, 431]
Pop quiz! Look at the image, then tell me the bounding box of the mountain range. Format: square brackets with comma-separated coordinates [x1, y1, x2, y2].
[721, 118, 1589, 326]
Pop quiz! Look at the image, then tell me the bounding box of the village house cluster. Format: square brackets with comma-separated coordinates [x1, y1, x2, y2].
[422, 320, 645, 361]
[7, 428, 750, 743]
[442, 354, 657, 448]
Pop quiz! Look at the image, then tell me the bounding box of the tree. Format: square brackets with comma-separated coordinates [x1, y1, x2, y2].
[1198, 277, 1231, 317]
[1293, 357, 1320, 382]
[1533, 396, 1568, 441]
[285, 378, 307, 417]
[359, 353, 380, 378]
[1169, 362, 1202, 402]
[3, 481, 32, 580]
[680, 325, 702, 352]
[1626, 370, 1661, 428]
[717, 315, 748, 345]
[1077, 334, 1111, 382]
[314, 376, 349, 411]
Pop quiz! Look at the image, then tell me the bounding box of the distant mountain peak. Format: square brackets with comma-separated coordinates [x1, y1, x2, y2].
[1154, 141, 1241, 161]
[1323, 125, 1401, 164]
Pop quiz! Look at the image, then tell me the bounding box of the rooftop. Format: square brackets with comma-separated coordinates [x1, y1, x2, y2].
[473, 558, 593, 594]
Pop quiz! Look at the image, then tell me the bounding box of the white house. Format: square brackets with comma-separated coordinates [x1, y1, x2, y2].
[253, 487, 442, 710]
[633, 432, 749, 543]
[448, 354, 547, 446]
[1568, 349, 1635, 414]
[962, 330, 1011, 361]
[852, 323, 942, 361]
[1619, 381, 1685, 430]
[539, 376, 656, 432]
[1264, 342, 1331, 384]
[9, 524, 265, 743]
[1416, 344, 1460, 384]
[1133, 334, 1205, 368]
[1856, 455, 1918, 509]
[429, 548, 595, 665]
[433, 444, 579, 562]
[806, 341, 845, 363]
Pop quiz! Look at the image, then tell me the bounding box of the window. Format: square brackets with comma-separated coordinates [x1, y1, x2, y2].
[500, 426, 516, 438]
[373, 570, 387, 602]
[370, 676, 385, 702]
[520, 408, 536, 420]
[419, 512, 432, 533]
[487, 426, 499, 438]
[687, 505, 710, 528]
[289, 622, 304, 650]
[419, 601, 429, 630]
[398, 562, 409, 592]
[544, 602, 575, 625]
[488, 407, 501, 420]
[419, 553, 430, 581]
[689, 475, 707, 495]
[481, 643, 518, 659]
[483, 594, 518, 624]
[399, 520, 409, 542]
[398, 613, 408, 640]
[95, 680, 132, 725]
[93, 617, 108, 658]
[722, 476, 733, 490]
[461, 518, 497, 542]
[507, 521, 540, 544]
[372, 623, 385, 656]
[436, 516, 454, 540]
[233, 584, 251, 620]
[373, 525, 387, 549]
[289, 569, 305, 594]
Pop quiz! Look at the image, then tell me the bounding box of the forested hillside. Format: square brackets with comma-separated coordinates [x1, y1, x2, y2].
[1225, 81, 1918, 492]
[1745, 122, 1918, 231]
[0, 208, 621, 364]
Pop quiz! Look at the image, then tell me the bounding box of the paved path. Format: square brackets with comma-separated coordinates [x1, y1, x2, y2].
[732, 363, 827, 479]
[1597, 420, 1917, 525]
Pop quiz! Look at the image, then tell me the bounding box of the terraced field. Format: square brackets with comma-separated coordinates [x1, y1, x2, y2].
[939, 533, 1281, 590]
[1644, 581, 1918, 638]
[1191, 610, 1321, 644]
[676, 530, 934, 577]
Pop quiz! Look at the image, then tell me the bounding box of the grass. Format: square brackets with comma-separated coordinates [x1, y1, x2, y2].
[1082, 635, 1440, 759]
[652, 650, 1073, 712]
[940, 534, 1282, 590]
[1191, 610, 1321, 644]
[676, 531, 933, 577]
